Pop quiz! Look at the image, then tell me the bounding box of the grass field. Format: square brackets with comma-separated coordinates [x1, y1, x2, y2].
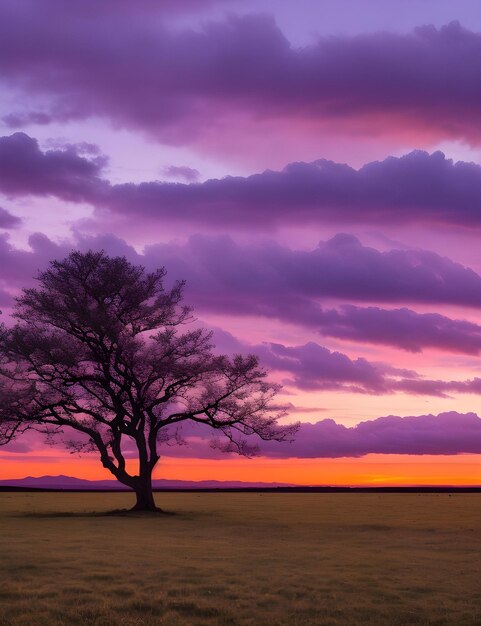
[1, 492, 481, 625]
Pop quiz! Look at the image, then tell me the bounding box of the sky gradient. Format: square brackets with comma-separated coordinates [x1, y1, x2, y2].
[1, 0, 481, 486]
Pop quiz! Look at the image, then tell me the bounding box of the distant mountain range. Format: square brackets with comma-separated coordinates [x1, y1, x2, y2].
[2, 475, 479, 493]
[0, 475, 295, 490]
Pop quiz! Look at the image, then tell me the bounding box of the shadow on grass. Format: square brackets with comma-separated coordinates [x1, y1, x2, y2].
[15, 508, 179, 519]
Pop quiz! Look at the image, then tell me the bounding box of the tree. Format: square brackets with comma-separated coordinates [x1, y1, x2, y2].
[0, 251, 297, 511]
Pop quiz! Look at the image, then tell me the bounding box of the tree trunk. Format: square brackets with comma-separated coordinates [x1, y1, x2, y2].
[130, 475, 163, 512]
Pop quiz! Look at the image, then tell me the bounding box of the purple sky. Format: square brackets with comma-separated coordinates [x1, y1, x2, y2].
[1, 0, 481, 479]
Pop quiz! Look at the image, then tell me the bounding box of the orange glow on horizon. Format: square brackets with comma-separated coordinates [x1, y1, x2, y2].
[1, 452, 480, 487]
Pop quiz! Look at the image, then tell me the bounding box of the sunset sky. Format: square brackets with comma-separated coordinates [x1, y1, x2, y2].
[1, 0, 481, 485]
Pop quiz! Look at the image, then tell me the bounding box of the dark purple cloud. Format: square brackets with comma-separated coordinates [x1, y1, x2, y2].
[0, 10, 480, 145]
[31, 0, 224, 16]
[0, 207, 20, 229]
[314, 306, 481, 355]
[7, 228, 480, 396]
[161, 411, 481, 458]
[3, 112, 54, 127]
[5, 410, 481, 459]
[107, 151, 481, 229]
[0, 133, 108, 202]
[144, 234, 481, 353]
[7, 225, 481, 310]
[0, 232, 70, 287]
[211, 329, 416, 394]
[395, 377, 481, 398]
[5, 134, 481, 229]
[137, 234, 481, 353]
[145, 232, 481, 308]
[259, 411, 481, 458]
[256, 341, 389, 392]
[211, 328, 481, 397]
[2, 230, 481, 355]
[5, 234, 474, 395]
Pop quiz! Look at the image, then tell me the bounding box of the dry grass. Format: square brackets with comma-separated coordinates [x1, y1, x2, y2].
[1, 491, 481, 625]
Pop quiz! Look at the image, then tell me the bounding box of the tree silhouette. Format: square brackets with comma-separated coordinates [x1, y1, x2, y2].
[0, 251, 297, 511]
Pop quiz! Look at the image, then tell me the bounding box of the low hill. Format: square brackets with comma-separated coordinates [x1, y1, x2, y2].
[0, 475, 294, 490]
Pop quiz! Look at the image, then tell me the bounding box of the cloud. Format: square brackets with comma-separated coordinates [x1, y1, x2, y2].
[147, 232, 481, 308]
[8, 222, 481, 310]
[259, 411, 481, 458]
[5, 407, 481, 459]
[255, 341, 390, 392]
[106, 151, 481, 229]
[0, 232, 70, 287]
[4, 229, 481, 395]
[3, 111, 54, 127]
[313, 306, 481, 355]
[6, 134, 481, 230]
[210, 328, 481, 398]
[6, 388, 481, 458]
[211, 328, 414, 394]
[0, 11, 480, 148]
[137, 234, 481, 353]
[162, 165, 201, 183]
[0, 207, 21, 229]
[395, 377, 481, 398]
[161, 411, 481, 458]
[0, 133, 108, 202]
[2, 230, 481, 354]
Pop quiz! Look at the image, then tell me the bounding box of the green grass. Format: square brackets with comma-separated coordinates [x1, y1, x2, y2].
[1, 492, 481, 625]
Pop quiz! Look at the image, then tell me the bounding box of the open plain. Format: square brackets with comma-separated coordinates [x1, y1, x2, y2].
[0, 492, 480, 625]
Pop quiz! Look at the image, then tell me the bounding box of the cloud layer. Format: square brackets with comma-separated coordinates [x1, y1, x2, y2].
[259, 411, 481, 458]
[214, 329, 481, 398]
[5, 411, 481, 460]
[108, 151, 481, 229]
[1, 10, 481, 147]
[5, 134, 481, 230]
[167, 411, 481, 458]
[4, 230, 481, 399]
[2, 231, 481, 356]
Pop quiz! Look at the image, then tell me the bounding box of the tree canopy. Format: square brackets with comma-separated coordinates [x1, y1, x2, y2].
[0, 251, 297, 510]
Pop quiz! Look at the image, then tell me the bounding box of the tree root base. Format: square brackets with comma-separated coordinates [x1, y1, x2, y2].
[104, 507, 174, 516]
[128, 506, 167, 514]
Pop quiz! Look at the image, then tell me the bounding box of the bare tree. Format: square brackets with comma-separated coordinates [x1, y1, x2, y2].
[0, 251, 297, 511]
